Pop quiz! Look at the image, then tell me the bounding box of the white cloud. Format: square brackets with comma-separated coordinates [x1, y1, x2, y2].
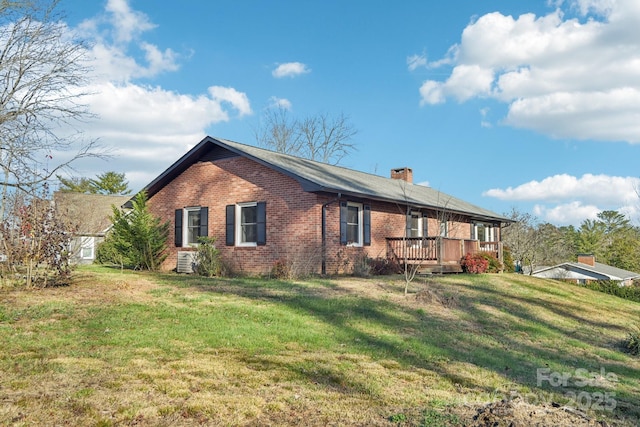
[485, 173, 639, 203]
[268, 96, 292, 110]
[419, 0, 640, 143]
[272, 62, 311, 78]
[84, 82, 245, 133]
[77, 0, 179, 82]
[407, 53, 427, 71]
[208, 86, 252, 117]
[54, 0, 253, 191]
[485, 174, 640, 224]
[104, 0, 155, 44]
[58, 80, 253, 190]
[480, 107, 492, 128]
[533, 201, 602, 225]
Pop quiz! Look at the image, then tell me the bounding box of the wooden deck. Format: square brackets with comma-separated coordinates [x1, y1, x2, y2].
[385, 237, 503, 274]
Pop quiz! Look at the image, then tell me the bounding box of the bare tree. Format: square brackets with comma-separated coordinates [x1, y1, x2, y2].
[1, 184, 73, 286]
[298, 112, 357, 164]
[395, 181, 458, 295]
[0, 0, 103, 220]
[254, 107, 301, 156]
[501, 208, 540, 273]
[255, 107, 357, 165]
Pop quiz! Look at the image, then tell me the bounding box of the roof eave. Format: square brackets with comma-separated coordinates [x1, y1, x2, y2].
[308, 187, 510, 223]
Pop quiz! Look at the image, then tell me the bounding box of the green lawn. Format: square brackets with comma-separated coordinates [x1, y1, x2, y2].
[1, 266, 639, 426]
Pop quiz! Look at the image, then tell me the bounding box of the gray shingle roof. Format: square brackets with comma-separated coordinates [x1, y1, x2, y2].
[143, 136, 511, 223]
[569, 262, 640, 281]
[534, 261, 640, 281]
[54, 192, 131, 235]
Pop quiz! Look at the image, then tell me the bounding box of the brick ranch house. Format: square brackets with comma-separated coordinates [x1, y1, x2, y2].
[140, 136, 511, 275]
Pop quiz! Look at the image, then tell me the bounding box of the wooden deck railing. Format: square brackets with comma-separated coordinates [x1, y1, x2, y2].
[385, 237, 439, 261]
[386, 237, 503, 267]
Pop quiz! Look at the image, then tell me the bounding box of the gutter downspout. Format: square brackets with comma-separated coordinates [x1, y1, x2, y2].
[321, 193, 341, 275]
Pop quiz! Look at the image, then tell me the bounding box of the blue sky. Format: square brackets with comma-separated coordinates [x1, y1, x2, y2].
[53, 0, 640, 226]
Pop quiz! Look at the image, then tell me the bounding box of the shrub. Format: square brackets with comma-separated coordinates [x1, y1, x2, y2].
[461, 253, 489, 274]
[352, 252, 371, 277]
[96, 238, 131, 267]
[193, 236, 221, 277]
[271, 258, 292, 280]
[477, 251, 503, 273]
[369, 257, 402, 275]
[502, 246, 515, 272]
[625, 324, 640, 356]
[583, 281, 640, 303]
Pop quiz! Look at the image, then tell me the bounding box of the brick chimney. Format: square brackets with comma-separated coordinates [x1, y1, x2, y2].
[577, 254, 595, 266]
[391, 167, 413, 183]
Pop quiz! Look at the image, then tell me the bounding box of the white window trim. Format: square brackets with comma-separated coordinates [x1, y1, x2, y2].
[236, 202, 258, 247]
[80, 236, 95, 260]
[409, 211, 423, 238]
[347, 202, 364, 247]
[183, 207, 201, 247]
[439, 219, 448, 237]
[473, 223, 495, 242]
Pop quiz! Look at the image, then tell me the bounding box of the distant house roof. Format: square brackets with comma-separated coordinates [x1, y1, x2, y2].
[532, 261, 640, 282]
[54, 192, 131, 235]
[141, 136, 511, 223]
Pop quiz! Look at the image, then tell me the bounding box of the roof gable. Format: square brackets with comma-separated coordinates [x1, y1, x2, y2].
[141, 136, 510, 222]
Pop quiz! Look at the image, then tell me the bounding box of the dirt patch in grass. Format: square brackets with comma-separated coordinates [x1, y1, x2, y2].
[0, 270, 160, 308]
[466, 397, 614, 426]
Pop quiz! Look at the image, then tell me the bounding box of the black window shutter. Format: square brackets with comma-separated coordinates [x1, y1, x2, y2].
[406, 212, 412, 238]
[256, 202, 266, 245]
[225, 205, 235, 246]
[174, 209, 183, 247]
[339, 201, 348, 245]
[363, 204, 371, 246]
[199, 207, 208, 238]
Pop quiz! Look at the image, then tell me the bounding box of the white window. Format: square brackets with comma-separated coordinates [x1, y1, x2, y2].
[80, 236, 95, 260]
[473, 223, 495, 242]
[236, 202, 258, 246]
[184, 207, 201, 246]
[408, 211, 423, 238]
[346, 202, 363, 246]
[176, 207, 208, 247]
[439, 220, 448, 237]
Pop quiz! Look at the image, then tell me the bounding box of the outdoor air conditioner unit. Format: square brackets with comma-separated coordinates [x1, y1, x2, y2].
[176, 251, 197, 273]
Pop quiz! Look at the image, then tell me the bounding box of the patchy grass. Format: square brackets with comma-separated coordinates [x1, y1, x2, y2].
[1, 266, 639, 426]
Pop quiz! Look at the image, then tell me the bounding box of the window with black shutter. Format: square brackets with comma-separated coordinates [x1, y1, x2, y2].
[175, 207, 208, 247]
[227, 202, 266, 246]
[339, 201, 370, 246]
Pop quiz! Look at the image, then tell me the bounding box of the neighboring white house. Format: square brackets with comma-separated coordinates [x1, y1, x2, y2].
[54, 192, 130, 265]
[532, 254, 640, 286]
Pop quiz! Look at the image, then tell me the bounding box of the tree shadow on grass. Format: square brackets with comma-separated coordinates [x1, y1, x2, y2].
[157, 272, 640, 423]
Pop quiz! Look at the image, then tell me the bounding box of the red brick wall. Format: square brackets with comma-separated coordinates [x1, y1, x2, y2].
[320, 198, 408, 274]
[148, 155, 482, 275]
[149, 156, 322, 275]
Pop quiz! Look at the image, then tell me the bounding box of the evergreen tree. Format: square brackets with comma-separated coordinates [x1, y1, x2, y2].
[91, 171, 131, 195]
[575, 210, 640, 272]
[57, 171, 131, 195]
[57, 176, 94, 193]
[100, 192, 168, 270]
